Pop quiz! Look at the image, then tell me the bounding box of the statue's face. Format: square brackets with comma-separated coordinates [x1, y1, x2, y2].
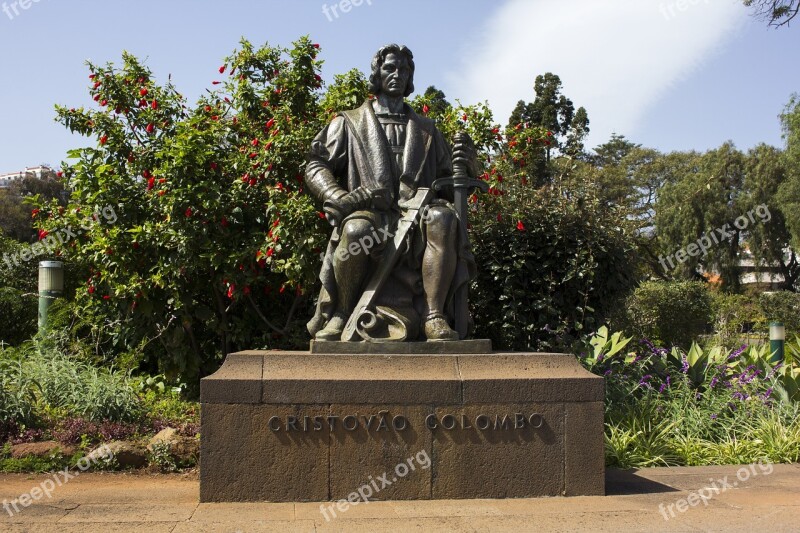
[379, 52, 411, 98]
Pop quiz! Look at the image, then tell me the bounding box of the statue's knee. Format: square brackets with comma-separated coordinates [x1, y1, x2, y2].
[425, 206, 458, 233]
[342, 219, 374, 244]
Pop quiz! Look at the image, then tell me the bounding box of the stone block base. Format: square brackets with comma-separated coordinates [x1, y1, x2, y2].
[199, 351, 604, 502]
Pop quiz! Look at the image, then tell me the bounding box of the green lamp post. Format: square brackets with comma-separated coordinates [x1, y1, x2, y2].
[38, 261, 64, 331]
[769, 321, 785, 364]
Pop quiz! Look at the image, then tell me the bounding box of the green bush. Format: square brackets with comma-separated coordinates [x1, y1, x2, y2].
[710, 291, 766, 347]
[759, 291, 800, 336]
[0, 287, 37, 346]
[621, 281, 712, 348]
[470, 183, 637, 351]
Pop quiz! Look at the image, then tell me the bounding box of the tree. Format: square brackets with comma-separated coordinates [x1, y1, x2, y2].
[744, 0, 800, 27]
[743, 144, 799, 290]
[777, 94, 800, 279]
[507, 73, 590, 183]
[655, 144, 746, 290]
[0, 171, 67, 242]
[419, 85, 451, 116]
[36, 38, 366, 385]
[592, 133, 640, 168]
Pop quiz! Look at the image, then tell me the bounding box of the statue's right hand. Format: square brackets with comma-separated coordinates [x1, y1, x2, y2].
[323, 199, 346, 227]
[323, 187, 374, 226]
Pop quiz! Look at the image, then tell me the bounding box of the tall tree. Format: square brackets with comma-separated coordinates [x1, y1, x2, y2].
[744, 0, 800, 26]
[777, 95, 800, 257]
[655, 144, 746, 290]
[744, 144, 799, 290]
[507, 73, 590, 183]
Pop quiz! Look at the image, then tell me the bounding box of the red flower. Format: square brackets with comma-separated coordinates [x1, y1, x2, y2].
[422, 104, 430, 114]
[266, 118, 275, 129]
[88, 286, 95, 294]
[31, 208, 40, 218]
[227, 285, 235, 299]
[267, 249, 274, 257]
[100, 99, 108, 107]
[139, 88, 148, 97]
[462, 113, 468, 121]
[146, 123, 155, 134]
[219, 65, 226, 74]
[212, 80, 221, 85]
[496, 213, 502, 222]
[151, 99, 158, 110]
[210, 162, 218, 170]
[89, 74, 96, 79]
[93, 81, 101, 89]
[159, 190, 166, 196]
[516, 220, 525, 231]
[100, 135, 108, 145]
[221, 217, 229, 228]
[251, 138, 259, 147]
[56, 171, 63, 178]
[185, 207, 193, 218]
[103, 295, 111, 301]
[312, 43, 320, 49]
[147, 177, 155, 190]
[38, 229, 48, 240]
[318, 211, 326, 219]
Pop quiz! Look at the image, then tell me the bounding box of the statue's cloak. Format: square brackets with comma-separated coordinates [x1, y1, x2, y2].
[305, 100, 476, 341]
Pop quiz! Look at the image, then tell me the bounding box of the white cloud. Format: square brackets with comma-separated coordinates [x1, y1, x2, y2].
[446, 0, 746, 149]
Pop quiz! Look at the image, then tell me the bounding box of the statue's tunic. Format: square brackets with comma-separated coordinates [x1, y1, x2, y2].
[305, 100, 476, 341]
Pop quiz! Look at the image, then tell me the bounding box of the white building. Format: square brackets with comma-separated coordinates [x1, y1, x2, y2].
[0, 165, 56, 189]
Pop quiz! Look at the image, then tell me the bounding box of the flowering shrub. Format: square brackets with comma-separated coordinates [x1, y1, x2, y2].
[36, 38, 363, 382]
[577, 329, 800, 467]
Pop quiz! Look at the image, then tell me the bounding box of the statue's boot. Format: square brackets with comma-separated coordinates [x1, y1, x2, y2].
[315, 312, 348, 341]
[424, 313, 459, 341]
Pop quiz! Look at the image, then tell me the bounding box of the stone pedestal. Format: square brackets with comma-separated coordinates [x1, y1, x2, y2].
[199, 349, 605, 502]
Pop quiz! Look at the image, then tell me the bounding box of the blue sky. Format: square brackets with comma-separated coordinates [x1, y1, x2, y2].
[0, 0, 798, 172]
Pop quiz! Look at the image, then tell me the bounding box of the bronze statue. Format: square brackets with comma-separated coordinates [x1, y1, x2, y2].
[305, 44, 482, 342]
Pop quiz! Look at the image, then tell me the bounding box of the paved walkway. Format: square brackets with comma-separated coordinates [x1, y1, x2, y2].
[1, 464, 798, 532]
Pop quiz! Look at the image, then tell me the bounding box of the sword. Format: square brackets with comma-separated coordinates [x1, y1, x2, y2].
[341, 186, 436, 342]
[432, 132, 488, 338]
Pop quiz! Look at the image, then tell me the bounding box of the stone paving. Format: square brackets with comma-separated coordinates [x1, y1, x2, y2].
[0, 464, 798, 532]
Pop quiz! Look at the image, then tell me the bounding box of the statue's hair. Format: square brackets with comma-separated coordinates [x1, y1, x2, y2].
[368, 44, 415, 97]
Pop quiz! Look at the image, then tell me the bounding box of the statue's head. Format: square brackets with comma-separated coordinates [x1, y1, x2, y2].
[369, 44, 415, 98]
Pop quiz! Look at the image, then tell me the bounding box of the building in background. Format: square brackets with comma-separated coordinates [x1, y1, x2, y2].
[0, 165, 57, 189]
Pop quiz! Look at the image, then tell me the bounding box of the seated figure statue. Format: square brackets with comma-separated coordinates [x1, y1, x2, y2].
[305, 44, 479, 343]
